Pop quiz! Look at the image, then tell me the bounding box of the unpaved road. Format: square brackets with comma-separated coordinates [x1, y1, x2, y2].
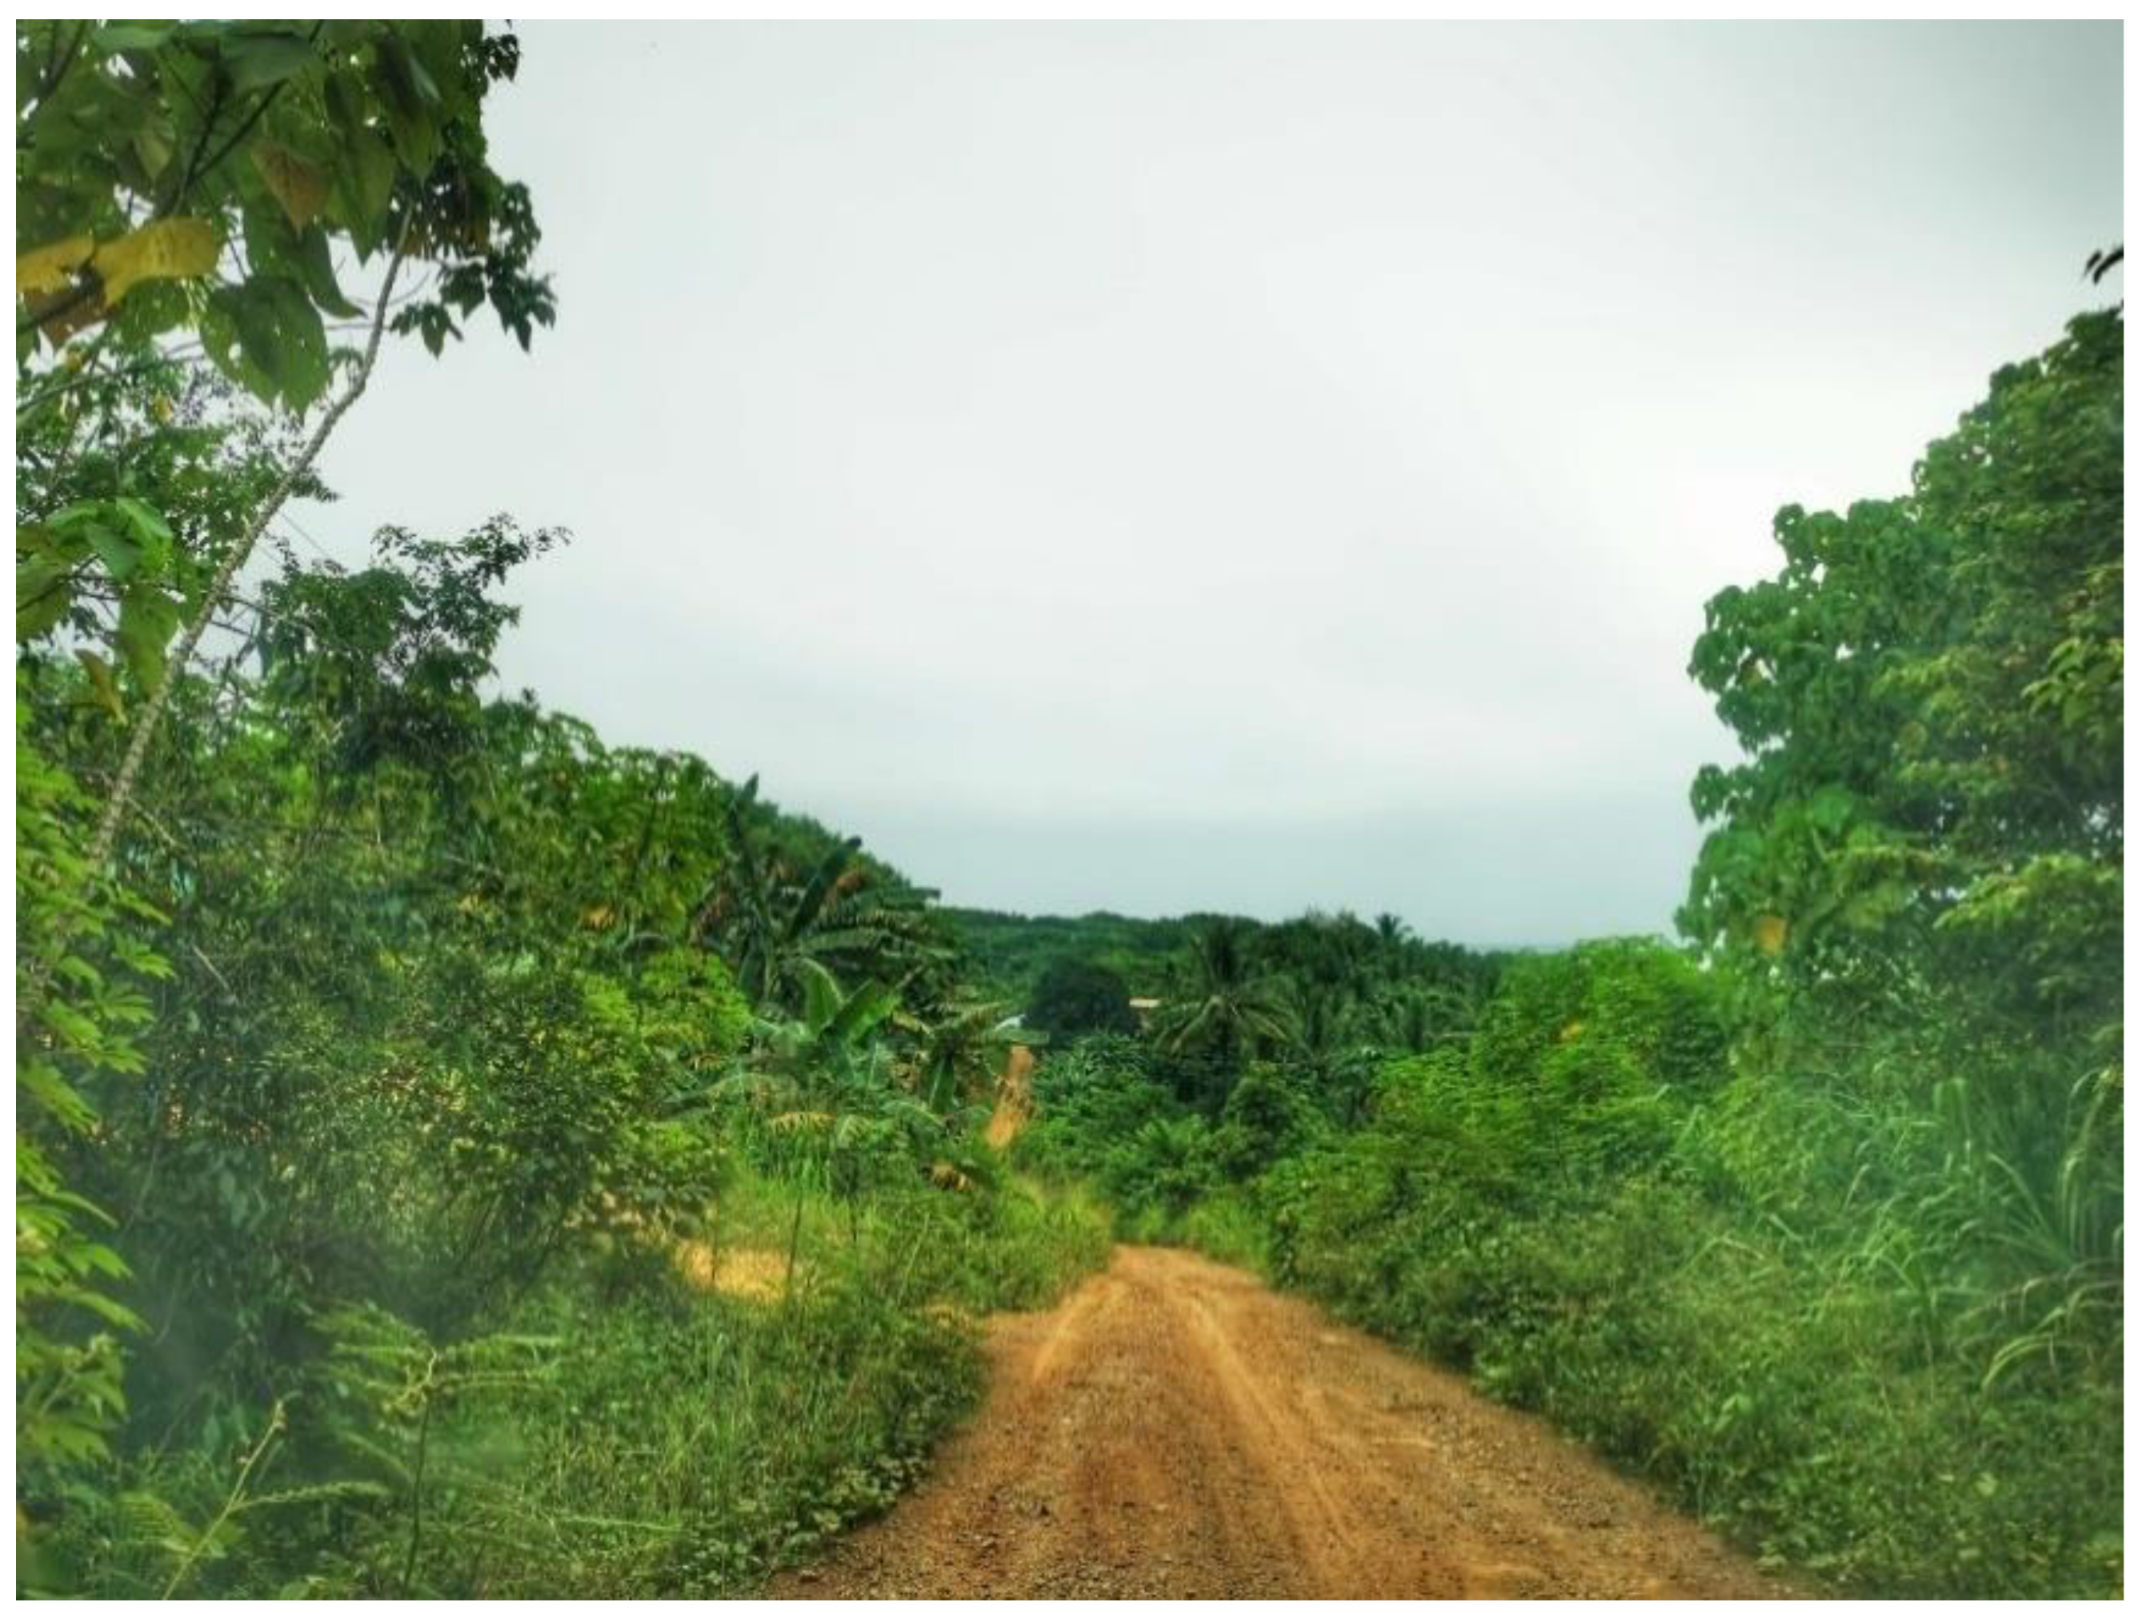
[773, 1246, 1791, 1599]
[982, 1043, 1036, 1151]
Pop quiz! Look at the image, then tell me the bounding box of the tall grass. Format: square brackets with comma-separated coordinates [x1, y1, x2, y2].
[1036, 943, 2123, 1598]
[46, 1168, 1109, 1598]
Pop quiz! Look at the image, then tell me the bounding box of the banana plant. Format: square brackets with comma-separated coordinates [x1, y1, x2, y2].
[905, 994, 1041, 1117]
[693, 775, 947, 1013]
[715, 960, 942, 1287]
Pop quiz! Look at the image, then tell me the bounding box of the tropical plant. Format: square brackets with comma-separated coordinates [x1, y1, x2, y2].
[1682, 303, 2124, 1384]
[1151, 919, 1298, 1080]
[1022, 956, 1138, 1042]
[904, 993, 1031, 1115]
[718, 962, 944, 1278]
[696, 775, 947, 1013]
[18, 20, 552, 402]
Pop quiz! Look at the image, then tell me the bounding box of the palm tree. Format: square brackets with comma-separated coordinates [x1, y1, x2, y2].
[1153, 920, 1298, 1072]
[1367, 977, 1483, 1054]
[1294, 978, 1364, 1065]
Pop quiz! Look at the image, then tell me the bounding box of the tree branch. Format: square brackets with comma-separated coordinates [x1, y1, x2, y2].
[18, 241, 409, 1037]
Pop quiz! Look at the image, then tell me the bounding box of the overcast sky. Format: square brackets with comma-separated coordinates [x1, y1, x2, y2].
[299, 22, 2122, 945]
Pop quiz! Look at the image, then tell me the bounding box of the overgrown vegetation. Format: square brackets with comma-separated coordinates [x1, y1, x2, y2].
[946, 906, 1195, 1001]
[16, 23, 1100, 1598]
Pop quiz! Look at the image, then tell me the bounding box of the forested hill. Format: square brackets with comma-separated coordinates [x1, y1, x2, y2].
[944, 907, 1200, 999]
[947, 906, 1512, 1059]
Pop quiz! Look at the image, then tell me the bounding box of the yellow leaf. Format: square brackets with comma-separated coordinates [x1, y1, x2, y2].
[1556, 1019, 1585, 1043]
[252, 143, 328, 230]
[74, 649, 125, 722]
[90, 218, 219, 307]
[1753, 914, 1789, 956]
[17, 235, 93, 297]
[582, 903, 616, 931]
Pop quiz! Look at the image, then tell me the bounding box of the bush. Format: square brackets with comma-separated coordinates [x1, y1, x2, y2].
[1023, 958, 1138, 1042]
[42, 1168, 1107, 1599]
[1074, 935, 2123, 1598]
[1013, 1036, 1223, 1234]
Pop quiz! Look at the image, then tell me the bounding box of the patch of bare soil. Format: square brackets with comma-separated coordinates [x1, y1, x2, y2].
[982, 1043, 1036, 1152]
[673, 1243, 793, 1304]
[770, 1245, 1795, 1599]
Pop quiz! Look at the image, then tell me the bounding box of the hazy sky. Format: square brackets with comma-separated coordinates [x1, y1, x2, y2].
[300, 22, 2122, 945]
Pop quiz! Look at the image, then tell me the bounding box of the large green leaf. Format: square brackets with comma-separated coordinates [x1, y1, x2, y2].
[220, 28, 318, 93]
[115, 585, 181, 687]
[203, 277, 330, 411]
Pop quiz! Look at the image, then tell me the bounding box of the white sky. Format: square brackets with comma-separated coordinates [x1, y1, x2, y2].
[301, 21, 2123, 944]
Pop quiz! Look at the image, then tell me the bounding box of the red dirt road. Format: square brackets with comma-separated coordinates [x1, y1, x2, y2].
[772, 1245, 1793, 1599]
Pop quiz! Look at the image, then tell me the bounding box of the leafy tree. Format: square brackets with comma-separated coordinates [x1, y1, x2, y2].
[1023, 956, 1136, 1042]
[1683, 308, 2121, 1063]
[1291, 978, 1367, 1065]
[17, 28, 555, 1496]
[1682, 304, 2124, 1394]
[905, 993, 1031, 1115]
[16, 21, 553, 1025]
[1214, 1062, 1325, 1181]
[1362, 977, 1483, 1056]
[943, 906, 1192, 1001]
[721, 962, 943, 1263]
[18, 20, 551, 401]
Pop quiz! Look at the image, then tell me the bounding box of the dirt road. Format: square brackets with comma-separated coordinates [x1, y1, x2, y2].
[982, 1043, 1036, 1151]
[773, 1246, 1789, 1599]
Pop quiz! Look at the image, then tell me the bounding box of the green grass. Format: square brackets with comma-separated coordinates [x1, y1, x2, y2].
[46, 1170, 1109, 1600]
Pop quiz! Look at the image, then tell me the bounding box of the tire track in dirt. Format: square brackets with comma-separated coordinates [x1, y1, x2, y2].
[771, 1245, 1795, 1599]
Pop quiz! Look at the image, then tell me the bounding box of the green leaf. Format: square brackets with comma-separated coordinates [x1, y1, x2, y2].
[371, 38, 440, 177]
[203, 278, 330, 411]
[116, 586, 181, 688]
[92, 22, 177, 53]
[222, 29, 319, 93]
[113, 496, 174, 549]
[86, 522, 143, 581]
[290, 225, 363, 319]
[17, 558, 74, 641]
[325, 116, 396, 258]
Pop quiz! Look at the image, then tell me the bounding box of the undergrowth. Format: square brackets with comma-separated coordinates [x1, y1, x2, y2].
[36, 1170, 1106, 1599]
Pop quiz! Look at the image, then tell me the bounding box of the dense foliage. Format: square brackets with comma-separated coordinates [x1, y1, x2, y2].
[945, 905, 1195, 1000]
[16, 26, 1102, 1597]
[1021, 957, 1137, 1043]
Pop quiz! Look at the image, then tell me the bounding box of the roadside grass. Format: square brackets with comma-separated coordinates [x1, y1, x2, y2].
[49, 1168, 1109, 1599]
[502, 1171, 1110, 1596]
[1015, 953, 2123, 1600]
